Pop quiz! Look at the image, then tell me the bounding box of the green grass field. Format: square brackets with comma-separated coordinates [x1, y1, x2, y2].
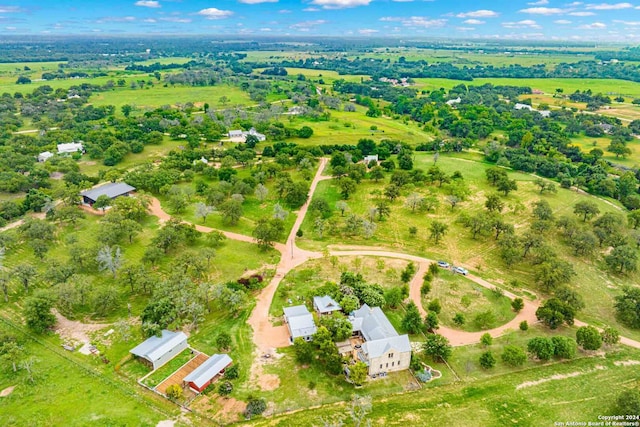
[246, 344, 640, 427]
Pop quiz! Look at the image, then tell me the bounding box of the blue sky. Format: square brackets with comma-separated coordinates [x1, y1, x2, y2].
[2, 1, 640, 41]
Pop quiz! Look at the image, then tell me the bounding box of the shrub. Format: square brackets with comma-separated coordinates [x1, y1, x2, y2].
[218, 381, 233, 396]
[165, 384, 183, 401]
[479, 351, 496, 369]
[245, 397, 267, 419]
[511, 297, 524, 313]
[501, 345, 527, 367]
[576, 326, 602, 350]
[551, 336, 576, 359]
[453, 313, 465, 326]
[421, 282, 431, 295]
[224, 364, 239, 380]
[617, 390, 640, 415]
[480, 333, 493, 347]
[427, 299, 441, 314]
[519, 321, 529, 331]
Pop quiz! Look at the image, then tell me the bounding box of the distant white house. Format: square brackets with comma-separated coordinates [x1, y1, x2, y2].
[446, 97, 461, 106]
[313, 295, 342, 316]
[57, 142, 84, 155]
[285, 106, 306, 115]
[348, 304, 411, 376]
[37, 151, 54, 162]
[130, 330, 188, 370]
[227, 127, 266, 142]
[514, 103, 534, 111]
[283, 305, 317, 343]
[363, 154, 379, 164]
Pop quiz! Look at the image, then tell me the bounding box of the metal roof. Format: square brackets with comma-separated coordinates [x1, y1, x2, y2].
[284, 305, 317, 339]
[80, 182, 136, 202]
[183, 354, 232, 389]
[362, 335, 411, 359]
[313, 295, 341, 313]
[130, 330, 187, 364]
[351, 304, 411, 358]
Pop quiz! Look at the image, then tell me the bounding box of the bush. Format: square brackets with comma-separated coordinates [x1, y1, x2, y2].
[216, 332, 232, 351]
[245, 397, 267, 419]
[296, 228, 303, 237]
[453, 313, 465, 326]
[576, 326, 602, 350]
[427, 299, 441, 314]
[479, 351, 496, 369]
[410, 354, 422, 371]
[551, 336, 576, 359]
[511, 297, 524, 313]
[617, 389, 640, 415]
[480, 333, 493, 347]
[421, 282, 431, 295]
[165, 384, 183, 401]
[519, 320, 529, 331]
[218, 381, 233, 396]
[501, 345, 527, 367]
[224, 364, 239, 380]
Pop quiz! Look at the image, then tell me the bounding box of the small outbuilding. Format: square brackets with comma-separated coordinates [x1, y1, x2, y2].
[130, 330, 188, 370]
[80, 182, 136, 206]
[183, 354, 232, 393]
[38, 151, 54, 162]
[313, 295, 342, 316]
[283, 305, 317, 343]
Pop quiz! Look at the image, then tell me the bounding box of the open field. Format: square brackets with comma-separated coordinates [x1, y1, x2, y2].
[246, 345, 640, 427]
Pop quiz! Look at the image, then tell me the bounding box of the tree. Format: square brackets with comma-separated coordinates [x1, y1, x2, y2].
[534, 259, 575, 291]
[12, 263, 37, 293]
[335, 201, 349, 217]
[480, 333, 493, 347]
[496, 177, 517, 196]
[93, 195, 112, 212]
[253, 218, 284, 250]
[532, 200, 554, 221]
[0, 340, 23, 372]
[424, 311, 439, 331]
[617, 390, 640, 415]
[165, 384, 183, 401]
[293, 337, 314, 364]
[527, 337, 555, 361]
[111, 195, 149, 222]
[429, 221, 448, 244]
[501, 345, 526, 367]
[485, 193, 504, 213]
[423, 334, 452, 362]
[194, 202, 214, 224]
[401, 302, 424, 334]
[349, 361, 368, 386]
[383, 184, 400, 202]
[405, 193, 424, 213]
[96, 245, 123, 278]
[453, 313, 465, 326]
[319, 314, 353, 341]
[338, 177, 357, 200]
[536, 298, 575, 329]
[24, 290, 56, 333]
[285, 182, 309, 209]
[479, 351, 496, 369]
[606, 245, 638, 273]
[551, 336, 576, 359]
[601, 326, 620, 346]
[216, 332, 232, 351]
[298, 126, 314, 138]
[340, 295, 359, 314]
[615, 286, 640, 328]
[120, 219, 142, 244]
[121, 104, 133, 117]
[220, 199, 243, 225]
[0, 273, 8, 303]
[511, 298, 524, 313]
[427, 299, 441, 314]
[573, 200, 600, 222]
[370, 166, 384, 182]
[576, 326, 602, 350]
[218, 381, 233, 396]
[375, 201, 391, 221]
[555, 286, 585, 312]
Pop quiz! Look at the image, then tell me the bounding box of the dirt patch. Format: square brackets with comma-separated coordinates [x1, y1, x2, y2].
[0, 386, 15, 397]
[516, 366, 607, 390]
[614, 360, 640, 367]
[49, 172, 64, 180]
[193, 396, 246, 424]
[53, 309, 109, 353]
[156, 421, 175, 427]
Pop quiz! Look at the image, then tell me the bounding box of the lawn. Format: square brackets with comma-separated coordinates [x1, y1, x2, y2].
[141, 348, 195, 388]
[0, 317, 176, 427]
[245, 344, 640, 427]
[425, 271, 516, 332]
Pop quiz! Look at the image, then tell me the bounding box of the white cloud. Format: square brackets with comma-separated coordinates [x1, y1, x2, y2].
[0, 6, 23, 13]
[567, 2, 584, 5]
[456, 26, 476, 31]
[358, 28, 379, 34]
[569, 11, 596, 15]
[5, 26, 16, 30]
[586, 2, 633, 9]
[260, 27, 272, 31]
[520, 7, 565, 14]
[134, 1, 160, 8]
[464, 19, 485, 24]
[456, 10, 499, 18]
[381, 16, 447, 27]
[197, 8, 234, 20]
[554, 19, 572, 23]
[310, 0, 371, 9]
[613, 19, 640, 25]
[279, 9, 292, 13]
[503, 19, 542, 28]
[528, 0, 549, 4]
[159, 17, 191, 23]
[143, 18, 157, 23]
[238, 0, 278, 3]
[289, 19, 328, 31]
[578, 21, 607, 28]
[303, 7, 321, 11]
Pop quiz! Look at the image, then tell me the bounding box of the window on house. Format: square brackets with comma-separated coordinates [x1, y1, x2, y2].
[380, 364, 382, 369]
[391, 362, 394, 367]
[386, 363, 388, 368]
[388, 353, 394, 358]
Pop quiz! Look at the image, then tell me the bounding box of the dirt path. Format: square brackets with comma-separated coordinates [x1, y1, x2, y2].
[53, 309, 109, 353]
[0, 386, 15, 397]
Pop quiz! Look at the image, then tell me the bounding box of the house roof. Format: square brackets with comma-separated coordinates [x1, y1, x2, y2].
[57, 142, 83, 153]
[183, 354, 232, 388]
[362, 334, 411, 359]
[228, 130, 243, 136]
[38, 151, 54, 159]
[352, 304, 398, 342]
[284, 305, 317, 339]
[313, 295, 341, 313]
[130, 330, 187, 364]
[80, 182, 136, 202]
[514, 103, 534, 111]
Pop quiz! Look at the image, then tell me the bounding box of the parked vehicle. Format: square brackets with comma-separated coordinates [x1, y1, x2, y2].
[452, 266, 468, 275]
[437, 261, 450, 268]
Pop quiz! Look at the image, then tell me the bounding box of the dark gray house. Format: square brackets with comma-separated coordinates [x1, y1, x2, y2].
[80, 182, 136, 206]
